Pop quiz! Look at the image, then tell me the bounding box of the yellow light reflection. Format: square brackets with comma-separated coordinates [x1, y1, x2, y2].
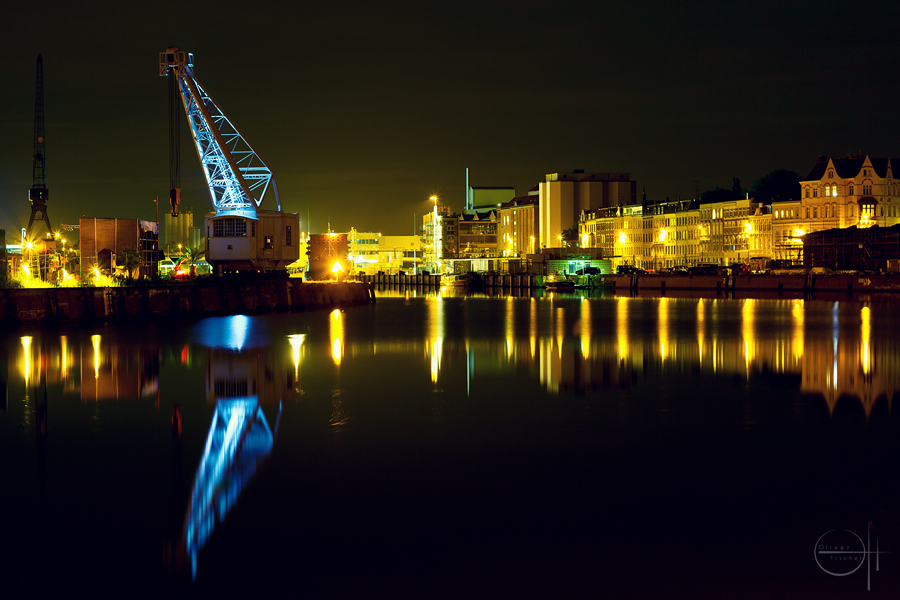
[696, 299, 705, 366]
[506, 296, 514, 359]
[330, 309, 343, 365]
[861, 306, 871, 375]
[580, 297, 591, 360]
[617, 297, 629, 361]
[742, 299, 755, 374]
[60, 335, 68, 378]
[288, 334, 305, 380]
[792, 301, 804, 361]
[431, 340, 442, 384]
[529, 297, 537, 359]
[428, 294, 444, 384]
[21, 336, 33, 385]
[556, 307, 565, 360]
[91, 334, 101, 379]
[658, 298, 669, 362]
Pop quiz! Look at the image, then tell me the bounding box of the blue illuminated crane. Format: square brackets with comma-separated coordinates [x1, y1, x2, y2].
[159, 48, 280, 221]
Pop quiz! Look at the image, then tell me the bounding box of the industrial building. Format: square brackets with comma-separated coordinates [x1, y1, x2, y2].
[539, 170, 637, 250]
[79, 218, 159, 278]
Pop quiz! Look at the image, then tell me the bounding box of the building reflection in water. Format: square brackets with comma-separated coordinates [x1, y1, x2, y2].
[11, 332, 159, 406]
[403, 296, 896, 417]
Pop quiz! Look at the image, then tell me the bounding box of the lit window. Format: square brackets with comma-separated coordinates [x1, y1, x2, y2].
[212, 218, 248, 237]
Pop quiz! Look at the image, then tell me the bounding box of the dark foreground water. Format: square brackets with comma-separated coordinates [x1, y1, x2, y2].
[1, 290, 899, 597]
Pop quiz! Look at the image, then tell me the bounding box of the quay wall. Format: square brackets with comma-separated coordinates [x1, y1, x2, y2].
[357, 270, 900, 295]
[0, 281, 376, 328]
[606, 273, 900, 294]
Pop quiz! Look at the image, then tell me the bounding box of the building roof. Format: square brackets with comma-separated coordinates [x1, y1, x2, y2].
[499, 195, 539, 209]
[803, 156, 897, 181]
[459, 209, 498, 221]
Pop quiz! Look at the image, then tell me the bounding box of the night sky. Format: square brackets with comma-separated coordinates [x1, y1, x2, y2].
[3, 1, 899, 237]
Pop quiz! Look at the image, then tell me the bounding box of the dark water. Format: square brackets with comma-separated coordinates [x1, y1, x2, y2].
[1, 291, 899, 597]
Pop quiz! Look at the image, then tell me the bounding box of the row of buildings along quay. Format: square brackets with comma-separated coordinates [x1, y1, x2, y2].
[405, 154, 900, 276]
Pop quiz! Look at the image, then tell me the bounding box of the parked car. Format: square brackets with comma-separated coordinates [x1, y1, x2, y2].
[575, 266, 601, 275]
[616, 265, 645, 274]
[688, 264, 724, 276]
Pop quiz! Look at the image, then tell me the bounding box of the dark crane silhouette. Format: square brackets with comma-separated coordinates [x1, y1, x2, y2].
[28, 54, 54, 239]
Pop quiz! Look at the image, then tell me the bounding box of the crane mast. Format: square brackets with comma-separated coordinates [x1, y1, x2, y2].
[159, 47, 298, 274]
[28, 54, 54, 239]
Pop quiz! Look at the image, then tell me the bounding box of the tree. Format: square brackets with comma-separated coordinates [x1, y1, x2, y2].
[700, 187, 735, 204]
[732, 178, 743, 198]
[560, 225, 579, 247]
[120, 247, 141, 282]
[184, 246, 205, 277]
[751, 170, 801, 203]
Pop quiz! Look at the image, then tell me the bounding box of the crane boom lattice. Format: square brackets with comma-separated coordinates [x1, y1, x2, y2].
[160, 49, 280, 220]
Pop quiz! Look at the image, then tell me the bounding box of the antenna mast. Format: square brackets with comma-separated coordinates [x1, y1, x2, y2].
[28, 54, 54, 238]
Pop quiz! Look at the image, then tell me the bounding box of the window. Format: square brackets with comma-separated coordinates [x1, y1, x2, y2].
[813, 207, 818, 218]
[286, 226, 292, 246]
[864, 185, 872, 195]
[813, 188, 818, 198]
[806, 207, 810, 218]
[212, 217, 248, 237]
[849, 185, 854, 195]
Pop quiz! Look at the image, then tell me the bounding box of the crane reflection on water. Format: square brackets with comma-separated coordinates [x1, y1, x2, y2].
[180, 315, 301, 580]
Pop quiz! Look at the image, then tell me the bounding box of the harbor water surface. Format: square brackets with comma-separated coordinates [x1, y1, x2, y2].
[1, 290, 898, 597]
